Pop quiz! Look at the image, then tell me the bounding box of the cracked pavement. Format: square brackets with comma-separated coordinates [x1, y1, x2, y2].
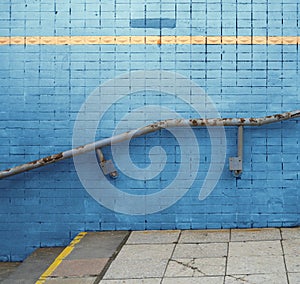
[100, 228, 300, 284]
[6, 227, 297, 283]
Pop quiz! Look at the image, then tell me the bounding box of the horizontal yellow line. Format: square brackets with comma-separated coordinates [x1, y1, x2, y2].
[0, 36, 299, 45]
[35, 232, 87, 284]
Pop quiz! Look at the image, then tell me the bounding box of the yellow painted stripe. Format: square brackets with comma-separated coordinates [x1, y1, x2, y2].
[0, 36, 299, 45]
[35, 232, 87, 284]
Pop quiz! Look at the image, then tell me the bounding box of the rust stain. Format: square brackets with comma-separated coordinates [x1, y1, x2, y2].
[54, 153, 63, 159]
[150, 123, 162, 130]
[42, 153, 63, 163]
[190, 119, 198, 126]
[274, 114, 284, 119]
[29, 153, 64, 165]
[1, 109, 299, 179]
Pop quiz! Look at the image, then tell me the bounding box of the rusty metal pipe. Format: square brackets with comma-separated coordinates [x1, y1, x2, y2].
[0, 110, 299, 179]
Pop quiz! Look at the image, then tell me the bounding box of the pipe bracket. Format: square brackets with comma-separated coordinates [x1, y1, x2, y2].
[229, 126, 244, 177]
[96, 148, 118, 179]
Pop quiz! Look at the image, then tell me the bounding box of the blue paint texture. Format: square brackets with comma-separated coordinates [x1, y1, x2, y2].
[130, 18, 176, 29]
[0, 0, 299, 261]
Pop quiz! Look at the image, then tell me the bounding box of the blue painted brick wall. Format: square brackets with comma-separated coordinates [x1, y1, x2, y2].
[0, 1, 300, 261]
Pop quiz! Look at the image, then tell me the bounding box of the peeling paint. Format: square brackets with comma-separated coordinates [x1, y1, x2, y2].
[0, 110, 299, 179]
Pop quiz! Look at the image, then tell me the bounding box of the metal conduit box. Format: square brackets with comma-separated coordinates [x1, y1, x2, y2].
[99, 160, 117, 176]
[229, 157, 242, 172]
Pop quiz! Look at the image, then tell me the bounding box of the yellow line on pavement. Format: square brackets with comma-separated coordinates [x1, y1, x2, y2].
[0, 36, 299, 45]
[35, 232, 87, 284]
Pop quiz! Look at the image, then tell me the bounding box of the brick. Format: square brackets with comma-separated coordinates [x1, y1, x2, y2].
[0, 0, 300, 262]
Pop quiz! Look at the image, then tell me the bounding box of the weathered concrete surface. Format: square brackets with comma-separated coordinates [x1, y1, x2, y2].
[1, 227, 300, 284]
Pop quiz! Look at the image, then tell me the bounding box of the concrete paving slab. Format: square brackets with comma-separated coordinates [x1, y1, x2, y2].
[50, 258, 109, 277]
[225, 273, 288, 284]
[44, 277, 97, 283]
[162, 276, 224, 284]
[27, 247, 65, 263]
[179, 229, 230, 243]
[227, 255, 286, 274]
[126, 230, 180, 244]
[66, 231, 129, 260]
[231, 228, 281, 242]
[285, 255, 300, 273]
[116, 244, 175, 260]
[4, 228, 300, 283]
[229, 240, 282, 257]
[288, 272, 300, 284]
[0, 262, 20, 281]
[281, 227, 300, 239]
[103, 258, 169, 279]
[1, 280, 35, 284]
[1, 247, 64, 284]
[282, 239, 300, 256]
[173, 243, 228, 258]
[100, 278, 161, 284]
[165, 258, 226, 277]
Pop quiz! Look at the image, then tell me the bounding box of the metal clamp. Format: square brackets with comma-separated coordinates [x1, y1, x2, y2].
[96, 148, 118, 179]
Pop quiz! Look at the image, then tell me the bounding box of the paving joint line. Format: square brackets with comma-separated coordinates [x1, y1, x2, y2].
[93, 231, 131, 284]
[160, 230, 181, 284]
[223, 229, 231, 284]
[280, 228, 290, 284]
